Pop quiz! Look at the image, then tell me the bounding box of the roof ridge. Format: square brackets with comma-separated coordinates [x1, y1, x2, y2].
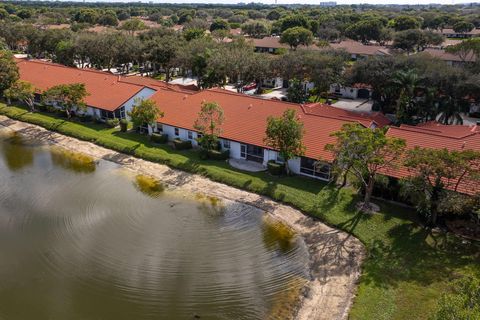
[204, 88, 306, 107]
[18, 58, 149, 89]
[391, 125, 478, 140]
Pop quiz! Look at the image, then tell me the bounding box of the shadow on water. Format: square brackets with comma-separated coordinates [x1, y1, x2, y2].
[49, 146, 96, 174]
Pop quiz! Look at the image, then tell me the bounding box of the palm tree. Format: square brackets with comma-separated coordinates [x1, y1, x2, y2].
[391, 69, 422, 98]
[391, 70, 423, 124]
[437, 96, 464, 125]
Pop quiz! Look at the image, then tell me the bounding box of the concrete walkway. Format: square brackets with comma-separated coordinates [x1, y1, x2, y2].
[229, 158, 267, 172]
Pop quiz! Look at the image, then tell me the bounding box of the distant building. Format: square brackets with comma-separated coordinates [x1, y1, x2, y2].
[320, 1, 337, 7]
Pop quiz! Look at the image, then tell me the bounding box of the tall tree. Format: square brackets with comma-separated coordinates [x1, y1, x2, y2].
[193, 101, 224, 150]
[326, 124, 406, 211]
[286, 78, 307, 103]
[0, 49, 19, 95]
[128, 98, 164, 130]
[280, 26, 313, 50]
[393, 15, 421, 31]
[120, 18, 147, 35]
[453, 21, 475, 35]
[346, 18, 385, 44]
[403, 147, 480, 225]
[3, 80, 35, 111]
[264, 109, 305, 175]
[42, 83, 88, 118]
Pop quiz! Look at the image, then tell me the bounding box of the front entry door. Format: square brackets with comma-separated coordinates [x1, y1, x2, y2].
[240, 144, 247, 159]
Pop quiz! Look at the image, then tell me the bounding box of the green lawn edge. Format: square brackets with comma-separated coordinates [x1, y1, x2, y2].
[0, 103, 479, 320]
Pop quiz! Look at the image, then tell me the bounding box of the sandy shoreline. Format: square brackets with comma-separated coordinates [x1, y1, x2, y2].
[0, 115, 365, 320]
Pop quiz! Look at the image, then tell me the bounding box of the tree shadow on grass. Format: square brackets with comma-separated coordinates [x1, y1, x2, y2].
[363, 222, 480, 289]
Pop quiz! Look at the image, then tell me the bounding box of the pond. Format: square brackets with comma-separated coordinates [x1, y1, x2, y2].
[0, 130, 310, 320]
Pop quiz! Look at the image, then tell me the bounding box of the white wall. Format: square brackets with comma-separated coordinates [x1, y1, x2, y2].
[288, 157, 301, 174]
[229, 141, 241, 159]
[330, 84, 359, 99]
[123, 87, 157, 118]
[157, 123, 199, 147]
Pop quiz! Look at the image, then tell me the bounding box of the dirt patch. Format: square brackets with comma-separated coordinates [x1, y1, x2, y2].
[0, 116, 366, 320]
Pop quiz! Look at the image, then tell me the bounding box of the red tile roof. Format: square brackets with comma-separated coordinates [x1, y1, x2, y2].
[302, 103, 391, 128]
[122, 75, 199, 92]
[385, 122, 480, 195]
[423, 48, 476, 62]
[16, 59, 148, 111]
[329, 40, 391, 56]
[151, 87, 378, 161]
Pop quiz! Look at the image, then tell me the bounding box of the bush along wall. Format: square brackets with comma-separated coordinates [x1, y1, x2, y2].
[267, 160, 284, 175]
[173, 138, 192, 150]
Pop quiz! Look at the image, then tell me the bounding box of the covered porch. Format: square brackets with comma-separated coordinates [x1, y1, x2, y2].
[229, 158, 267, 172]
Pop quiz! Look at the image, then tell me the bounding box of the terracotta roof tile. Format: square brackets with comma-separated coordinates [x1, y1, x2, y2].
[302, 103, 391, 128]
[151, 88, 376, 160]
[385, 122, 480, 195]
[16, 59, 147, 111]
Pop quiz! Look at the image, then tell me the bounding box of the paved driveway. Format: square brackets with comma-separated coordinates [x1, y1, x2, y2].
[333, 99, 373, 112]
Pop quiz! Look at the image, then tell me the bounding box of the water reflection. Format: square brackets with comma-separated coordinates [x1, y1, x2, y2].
[133, 174, 165, 197]
[49, 146, 96, 173]
[0, 132, 310, 320]
[262, 216, 297, 253]
[0, 133, 35, 171]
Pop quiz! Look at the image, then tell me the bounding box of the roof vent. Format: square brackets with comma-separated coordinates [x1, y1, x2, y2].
[248, 104, 252, 109]
[461, 141, 466, 149]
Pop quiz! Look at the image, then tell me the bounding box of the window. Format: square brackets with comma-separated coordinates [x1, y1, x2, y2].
[300, 157, 330, 180]
[197, 133, 203, 139]
[188, 131, 193, 140]
[174, 128, 179, 136]
[157, 124, 163, 133]
[222, 139, 230, 149]
[276, 154, 285, 163]
[101, 110, 115, 120]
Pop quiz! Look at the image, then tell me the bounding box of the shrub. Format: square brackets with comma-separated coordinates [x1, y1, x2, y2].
[151, 133, 168, 144]
[79, 114, 93, 122]
[207, 149, 230, 160]
[173, 138, 192, 150]
[37, 104, 48, 112]
[46, 105, 57, 113]
[199, 148, 209, 160]
[267, 160, 284, 175]
[120, 119, 128, 132]
[106, 118, 119, 128]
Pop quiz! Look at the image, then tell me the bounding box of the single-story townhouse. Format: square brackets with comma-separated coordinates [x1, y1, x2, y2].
[148, 87, 390, 180]
[329, 40, 392, 60]
[251, 36, 322, 53]
[385, 121, 480, 195]
[422, 48, 477, 66]
[14, 59, 480, 193]
[251, 37, 392, 60]
[15, 58, 197, 120]
[436, 28, 480, 39]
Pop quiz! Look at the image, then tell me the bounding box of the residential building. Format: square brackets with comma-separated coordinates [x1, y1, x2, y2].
[15, 59, 480, 193]
[15, 58, 196, 120]
[437, 28, 480, 39]
[385, 121, 480, 195]
[149, 87, 390, 180]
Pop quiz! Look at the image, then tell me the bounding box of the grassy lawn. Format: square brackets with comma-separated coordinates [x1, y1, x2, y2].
[1, 103, 479, 320]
